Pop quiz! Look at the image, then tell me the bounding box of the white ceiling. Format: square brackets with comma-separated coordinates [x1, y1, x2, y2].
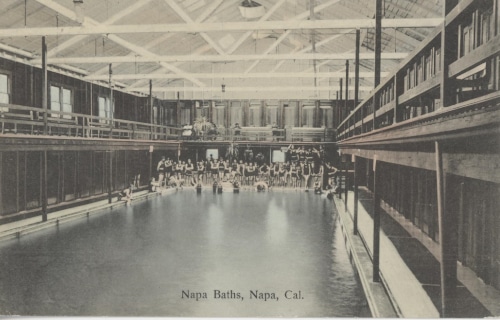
[0, 0, 443, 100]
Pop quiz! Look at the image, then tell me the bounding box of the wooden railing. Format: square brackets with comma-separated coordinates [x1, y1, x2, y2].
[0, 103, 336, 143]
[337, 0, 499, 142]
[0, 103, 183, 140]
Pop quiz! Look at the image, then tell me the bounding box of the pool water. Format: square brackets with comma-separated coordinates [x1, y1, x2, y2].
[0, 190, 370, 317]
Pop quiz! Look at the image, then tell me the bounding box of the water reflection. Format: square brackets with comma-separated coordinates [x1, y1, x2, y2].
[265, 197, 288, 246]
[0, 190, 369, 317]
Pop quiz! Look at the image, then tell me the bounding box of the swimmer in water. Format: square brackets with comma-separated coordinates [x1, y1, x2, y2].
[254, 179, 269, 192]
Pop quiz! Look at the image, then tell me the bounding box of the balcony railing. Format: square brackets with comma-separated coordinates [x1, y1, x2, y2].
[0, 103, 335, 143]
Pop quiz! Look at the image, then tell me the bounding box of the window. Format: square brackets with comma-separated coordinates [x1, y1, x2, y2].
[50, 85, 73, 118]
[266, 105, 278, 127]
[213, 104, 225, 127]
[283, 103, 296, 127]
[0, 73, 11, 112]
[229, 102, 242, 126]
[319, 105, 333, 128]
[181, 107, 191, 126]
[301, 105, 315, 127]
[98, 96, 113, 123]
[249, 103, 261, 126]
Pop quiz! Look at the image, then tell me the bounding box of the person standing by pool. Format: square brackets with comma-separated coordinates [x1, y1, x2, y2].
[210, 158, 218, 183]
[218, 157, 226, 181]
[302, 160, 311, 190]
[185, 159, 194, 186]
[196, 160, 205, 185]
[157, 156, 166, 187]
[259, 162, 270, 182]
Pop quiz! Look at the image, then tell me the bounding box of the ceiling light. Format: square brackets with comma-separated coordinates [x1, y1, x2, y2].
[239, 0, 265, 19]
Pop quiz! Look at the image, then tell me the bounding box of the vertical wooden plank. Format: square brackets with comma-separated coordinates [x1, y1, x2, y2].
[335, 91, 339, 128]
[42, 37, 48, 135]
[372, 0, 382, 131]
[16, 151, 19, 213]
[344, 157, 348, 209]
[0, 152, 3, 216]
[149, 79, 153, 136]
[109, 64, 114, 136]
[108, 151, 112, 204]
[353, 155, 359, 235]
[339, 79, 343, 123]
[373, 156, 381, 282]
[23, 152, 27, 211]
[42, 150, 47, 222]
[61, 153, 65, 204]
[345, 59, 349, 118]
[441, 0, 459, 108]
[435, 140, 458, 317]
[354, 29, 360, 133]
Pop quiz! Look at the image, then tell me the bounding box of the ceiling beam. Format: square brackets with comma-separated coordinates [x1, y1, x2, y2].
[44, 0, 153, 57]
[244, 30, 292, 74]
[126, 86, 375, 93]
[226, 0, 287, 54]
[85, 71, 390, 81]
[34, 0, 205, 87]
[2, 19, 443, 37]
[270, 29, 354, 73]
[124, 1, 224, 89]
[36, 52, 407, 64]
[164, 0, 225, 55]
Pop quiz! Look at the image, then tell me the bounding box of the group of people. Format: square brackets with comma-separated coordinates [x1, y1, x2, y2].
[153, 146, 339, 192]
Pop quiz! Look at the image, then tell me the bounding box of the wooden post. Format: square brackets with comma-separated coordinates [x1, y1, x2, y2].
[435, 141, 457, 317]
[440, 0, 459, 108]
[354, 29, 360, 133]
[149, 146, 153, 182]
[42, 151, 48, 221]
[344, 156, 348, 210]
[345, 60, 350, 137]
[345, 59, 349, 118]
[42, 37, 48, 135]
[150, 79, 153, 139]
[335, 91, 339, 128]
[0, 153, 2, 217]
[108, 151, 112, 204]
[353, 155, 359, 235]
[373, 0, 382, 131]
[373, 156, 381, 282]
[108, 64, 114, 138]
[339, 79, 343, 123]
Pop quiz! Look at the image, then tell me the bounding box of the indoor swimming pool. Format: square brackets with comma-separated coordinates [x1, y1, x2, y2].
[0, 189, 369, 317]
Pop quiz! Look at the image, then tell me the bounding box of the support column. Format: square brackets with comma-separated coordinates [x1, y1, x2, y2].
[345, 59, 349, 118]
[373, 0, 382, 130]
[150, 80, 154, 139]
[353, 155, 359, 235]
[108, 151, 112, 204]
[109, 64, 113, 136]
[373, 156, 381, 282]
[339, 79, 343, 123]
[149, 146, 153, 182]
[354, 29, 360, 134]
[435, 141, 457, 317]
[440, 0, 459, 108]
[42, 151, 48, 221]
[344, 156, 348, 210]
[335, 91, 339, 128]
[41, 37, 48, 135]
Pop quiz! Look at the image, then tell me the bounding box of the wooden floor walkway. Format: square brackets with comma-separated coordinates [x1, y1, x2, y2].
[334, 187, 493, 318]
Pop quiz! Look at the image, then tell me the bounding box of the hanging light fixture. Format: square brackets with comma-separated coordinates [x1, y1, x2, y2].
[73, 0, 85, 24]
[239, 0, 265, 19]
